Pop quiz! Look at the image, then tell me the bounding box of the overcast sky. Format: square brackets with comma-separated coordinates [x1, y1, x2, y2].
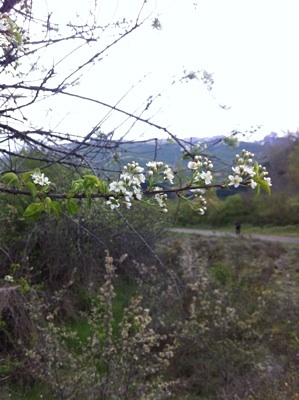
[30, 0, 299, 142]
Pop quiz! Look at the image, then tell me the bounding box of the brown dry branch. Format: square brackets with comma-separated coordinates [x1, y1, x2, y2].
[0, 284, 36, 384]
[0, 285, 33, 351]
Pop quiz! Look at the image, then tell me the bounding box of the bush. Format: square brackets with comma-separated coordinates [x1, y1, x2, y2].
[2, 223, 299, 399]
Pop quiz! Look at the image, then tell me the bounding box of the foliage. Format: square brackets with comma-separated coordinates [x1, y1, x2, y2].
[168, 190, 299, 228]
[0, 198, 167, 293]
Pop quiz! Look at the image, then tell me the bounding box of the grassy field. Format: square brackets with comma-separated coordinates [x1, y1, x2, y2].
[173, 223, 299, 237]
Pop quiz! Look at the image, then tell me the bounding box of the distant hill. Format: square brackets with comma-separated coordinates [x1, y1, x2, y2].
[71, 133, 292, 184]
[91, 136, 268, 174]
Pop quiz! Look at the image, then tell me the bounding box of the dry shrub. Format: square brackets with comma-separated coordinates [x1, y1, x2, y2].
[0, 285, 36, 385]
[2, 234, 299, 399]
[0, 286, 33, 350]
[13, 253, 178, 400]
[153, 236, 299, 399]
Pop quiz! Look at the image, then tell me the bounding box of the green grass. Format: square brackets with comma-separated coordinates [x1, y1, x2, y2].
[1, 384, 53, 400]
[172, 223, 299, 237]
[241, 224, 299, 237]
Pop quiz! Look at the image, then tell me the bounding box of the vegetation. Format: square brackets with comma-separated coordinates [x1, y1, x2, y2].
[1, 231, 299, 399]
[0, 1, 299, 400]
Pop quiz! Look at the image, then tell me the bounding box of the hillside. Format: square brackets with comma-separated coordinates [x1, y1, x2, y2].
[86, 134, 281, 175]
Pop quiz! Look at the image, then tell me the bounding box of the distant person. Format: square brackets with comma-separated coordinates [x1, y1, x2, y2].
[235, 220, 241, 235]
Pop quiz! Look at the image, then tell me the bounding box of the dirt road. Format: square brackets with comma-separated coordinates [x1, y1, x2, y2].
[168, 228, 299, 244]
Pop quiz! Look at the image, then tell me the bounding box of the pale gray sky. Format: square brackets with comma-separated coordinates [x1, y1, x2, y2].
[27, 0, 299, 141]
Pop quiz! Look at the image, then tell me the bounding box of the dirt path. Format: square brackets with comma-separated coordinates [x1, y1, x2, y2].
[168, 228, 299, 244]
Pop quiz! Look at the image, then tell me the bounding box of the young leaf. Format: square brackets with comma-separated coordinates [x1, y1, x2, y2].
[83, 175, 99, 185]
[23, 203, 44, 219]
[50, 201, 61, 216]
[254, 183, 261, 197]
[1, 172, 19, 187]
[253, 161, 259, 174]
[44, 197, 52, 213]
[13, 30, 23, 45]
[25, 182, 37, 199]
[21, 171, 34, 182]
[70, 179, 84, 194]
[66, 199, 79, 215]
[98, 180, 108, 194]
[83, 175, 99, 190]
[256, 178, 271, 195]
[86, 192, 92, 207]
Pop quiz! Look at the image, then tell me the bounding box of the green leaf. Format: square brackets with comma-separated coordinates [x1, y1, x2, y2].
[50, 201, 61, 216]
[1, 172, 19, 187]
[83, 175, 99, 184]
[256, 178, 271, 195]
[70, 179, 84, 194]
[21, 171, 34, 182]
[254, 183, 261, 197]
[23, 203, 44, 219]
[25, 182, 37, 199]
[66, 199, 79, 215]
[44, 197, 52, 213]
[98, 180, 108, 194]
[18, 277, 30, 294]
[86, 192, 92, 207]
[253, 161, 259, 174]
[13, 30, 23, 45]
[83, 175, 100, 190]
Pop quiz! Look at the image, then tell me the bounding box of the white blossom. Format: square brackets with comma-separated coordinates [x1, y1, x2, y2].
[124, 191, 133, 202]
[200, 170, 213, 185]
[109, 180, 126, 193]
[31, 172, 51, 186]
[154, 193, 167, 208]
[164, 166, 174, 184]
[232, 166, 241, 175]
[133, 187, 143, 200]
[191, 188, 206, 195]
[188, 161, 202, 170]
[243, 165, 255, 177]
[249, 179, 257, 189]
[264, 177, 272, 186]
[228, 174, 242, 188]
[106, 197, 120, 209]
[134, 166, 144, 174]
[146, 161, 161, 171]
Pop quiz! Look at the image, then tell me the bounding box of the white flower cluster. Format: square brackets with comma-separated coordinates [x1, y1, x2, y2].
[187, 155, 213, 215]
[197, 194, 207, 215]
[4, 275, 14, 283]
[153, 188, 168, 213]
[31, 171, 51, 186]
[188, 155, 213, 185]
[108, 161, 145, 209]
[228, 149, 272, 189]
[107, 161, 175, 211]
[146, 161, 174, 184]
